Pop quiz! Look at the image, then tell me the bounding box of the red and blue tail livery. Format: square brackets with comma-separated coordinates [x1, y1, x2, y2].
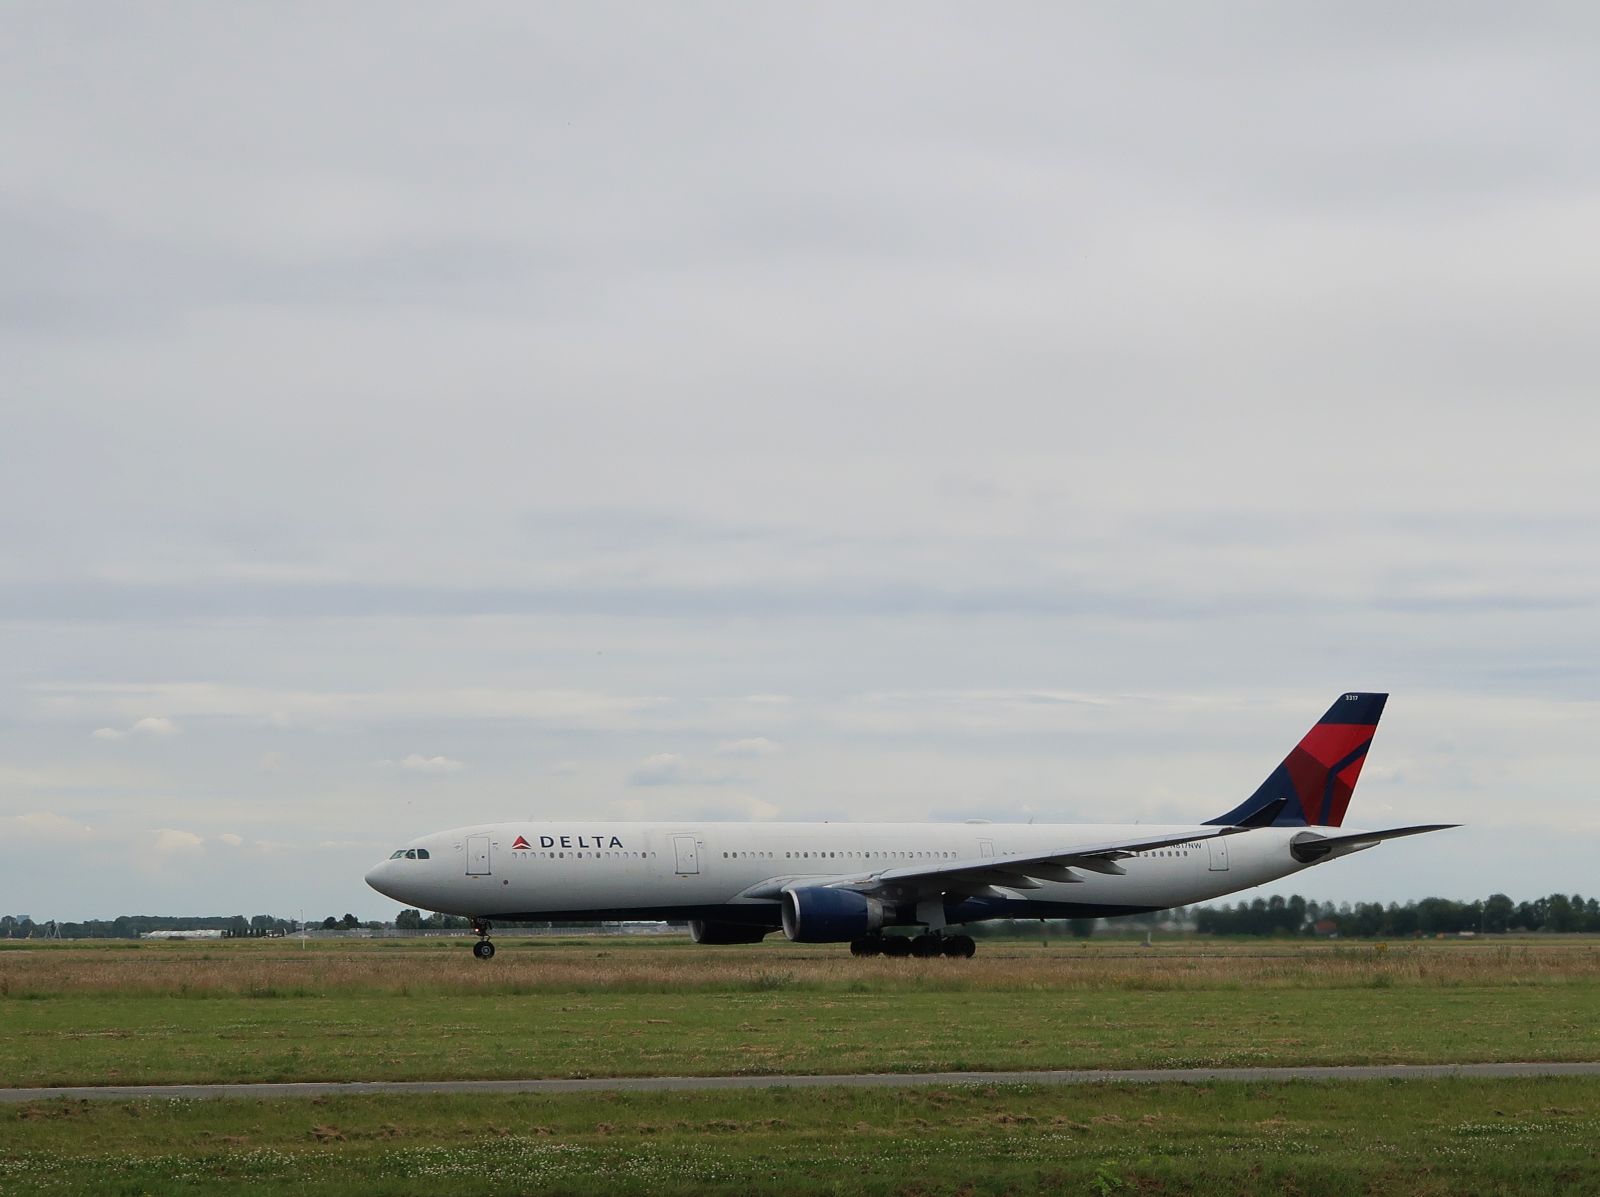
[1206, 692, 1388, 829]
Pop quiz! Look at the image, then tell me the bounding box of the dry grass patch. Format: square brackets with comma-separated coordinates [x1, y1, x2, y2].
[4, 936, 1598, 999]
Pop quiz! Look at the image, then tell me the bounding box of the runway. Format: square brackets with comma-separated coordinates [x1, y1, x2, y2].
[4, 1061, 1599, 1103]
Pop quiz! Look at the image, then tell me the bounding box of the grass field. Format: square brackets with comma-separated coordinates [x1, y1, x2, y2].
[5, 936, 1600, 1194]
[5, 1078, 1600, 1195]
[3, 936, 1598, 1087]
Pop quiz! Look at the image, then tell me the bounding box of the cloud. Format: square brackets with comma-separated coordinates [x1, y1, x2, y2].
[399, 753, 464, 773]
[33, 682, 670, 733]
[6, 812, 95, 841]
[740, 796, 781, 820]
[629, 753, 690, 786]
[149, 828, 204, 855]
[88, 717, 180, 740]
[715, 737, 783, 756]
[4, 8, 1600, 919]
[628, 753, 739, 787]
[218, 833, 244, 847]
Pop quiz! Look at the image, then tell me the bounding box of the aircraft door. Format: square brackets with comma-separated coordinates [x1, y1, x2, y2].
[673, 835, 699, 875]
[1207, 837, 1230, 872]
[979, 839, 995, 860]
[467, 835, 491, 875]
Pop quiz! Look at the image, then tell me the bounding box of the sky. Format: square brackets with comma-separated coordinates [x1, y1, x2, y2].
[3, 4, 1597, 922]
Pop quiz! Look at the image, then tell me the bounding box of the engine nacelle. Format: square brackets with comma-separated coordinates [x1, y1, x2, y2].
[687, 919, 773, 945]
[781, 887, 886, 943]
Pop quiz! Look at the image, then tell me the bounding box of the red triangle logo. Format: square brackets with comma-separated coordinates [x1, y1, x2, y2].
[511, 835, 531, 850]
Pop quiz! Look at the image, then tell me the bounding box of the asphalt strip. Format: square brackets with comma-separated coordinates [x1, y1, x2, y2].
[4, 1062, 1600, 1103]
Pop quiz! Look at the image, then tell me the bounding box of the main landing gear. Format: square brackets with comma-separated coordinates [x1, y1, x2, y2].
[849, 932, 976, 959]
[471, 919, 495, 960]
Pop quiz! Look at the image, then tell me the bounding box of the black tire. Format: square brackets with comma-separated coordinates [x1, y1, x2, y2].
[947, 934, 976, 958]
[881, 936, 912, 958]
[911, 933, 942, 958]
[472, 940, 496, 960]
[849, 937, 881, 957]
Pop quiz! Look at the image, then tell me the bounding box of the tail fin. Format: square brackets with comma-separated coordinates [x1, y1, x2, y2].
[1205, 693, 1388, 828]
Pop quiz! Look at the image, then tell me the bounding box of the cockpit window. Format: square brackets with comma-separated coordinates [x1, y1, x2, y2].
[404, 849, 417, 859]
[390, 850, 405, 859]
[416, 849, 429, 860]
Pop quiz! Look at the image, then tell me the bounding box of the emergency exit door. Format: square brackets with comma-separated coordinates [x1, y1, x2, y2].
[1207, 837, 1230, 872]
[673, 835, 699, 875]
[467, 835, 491, 875]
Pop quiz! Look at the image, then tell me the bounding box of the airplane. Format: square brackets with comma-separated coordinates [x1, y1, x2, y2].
[364, 692, 1455, 959]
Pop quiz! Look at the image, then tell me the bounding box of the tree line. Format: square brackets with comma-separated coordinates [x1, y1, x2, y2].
[1191, 892, 1600, 937]
[6, 892, 1600, 940]
[1, 913, 300, 939]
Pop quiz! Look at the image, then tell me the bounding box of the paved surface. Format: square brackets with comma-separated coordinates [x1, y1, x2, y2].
[4, 1062, 1600, 1103]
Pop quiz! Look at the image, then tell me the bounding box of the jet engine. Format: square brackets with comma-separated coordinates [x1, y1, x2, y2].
[780, 887, 886, 943]
[687, 919, 773, 945]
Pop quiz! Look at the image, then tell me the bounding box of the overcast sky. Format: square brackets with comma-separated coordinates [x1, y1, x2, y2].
[4, 4, 1597, 922]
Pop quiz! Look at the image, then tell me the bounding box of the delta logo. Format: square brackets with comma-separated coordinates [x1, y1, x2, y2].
[509, 833, 626, 851]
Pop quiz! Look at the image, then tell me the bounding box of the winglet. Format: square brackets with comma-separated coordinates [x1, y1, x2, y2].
[1205, 693, 1388, 829]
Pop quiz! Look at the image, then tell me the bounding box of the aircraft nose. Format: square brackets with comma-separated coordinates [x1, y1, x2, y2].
[365, 861, 396, 898]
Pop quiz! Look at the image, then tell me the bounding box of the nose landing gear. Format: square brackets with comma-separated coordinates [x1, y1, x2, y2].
[471, 919, 495, 960]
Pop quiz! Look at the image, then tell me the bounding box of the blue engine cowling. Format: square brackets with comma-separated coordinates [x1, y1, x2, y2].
[780, 887, 886, 942]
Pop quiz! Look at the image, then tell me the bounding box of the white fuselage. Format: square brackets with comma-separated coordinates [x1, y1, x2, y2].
[365, 820, 1348, 925]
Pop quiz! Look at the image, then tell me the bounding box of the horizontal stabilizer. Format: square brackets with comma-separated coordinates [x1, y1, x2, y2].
[1290, 823, 1459, 863]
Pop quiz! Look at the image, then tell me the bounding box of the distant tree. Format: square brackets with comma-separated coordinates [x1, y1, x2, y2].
[1482, 893, 1514, 934]
[1513, 899, 1544, 931]
[340, 913, 359, 930]
[320, 916, 338, 930]
[1068, 918, 1096, 939]
[395, 909, 422, 930]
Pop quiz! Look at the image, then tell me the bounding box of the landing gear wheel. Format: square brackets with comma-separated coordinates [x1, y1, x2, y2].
[911, 933, 943, 958]
[471, 918, 495, 960]
[943, 934, 976, 958]
[849, 936, 882, 957]
[881, 936, 912, 958]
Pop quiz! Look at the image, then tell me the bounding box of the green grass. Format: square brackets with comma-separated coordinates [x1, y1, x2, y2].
[4, 937, 1599, 1086]
[4, 1078, 1600, 1195]
[7, 940, 1600, 1195]
[5, 984, 1599, 1087]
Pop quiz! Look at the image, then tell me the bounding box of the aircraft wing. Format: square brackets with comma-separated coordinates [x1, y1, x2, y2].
[820, 825, 1249, 901]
